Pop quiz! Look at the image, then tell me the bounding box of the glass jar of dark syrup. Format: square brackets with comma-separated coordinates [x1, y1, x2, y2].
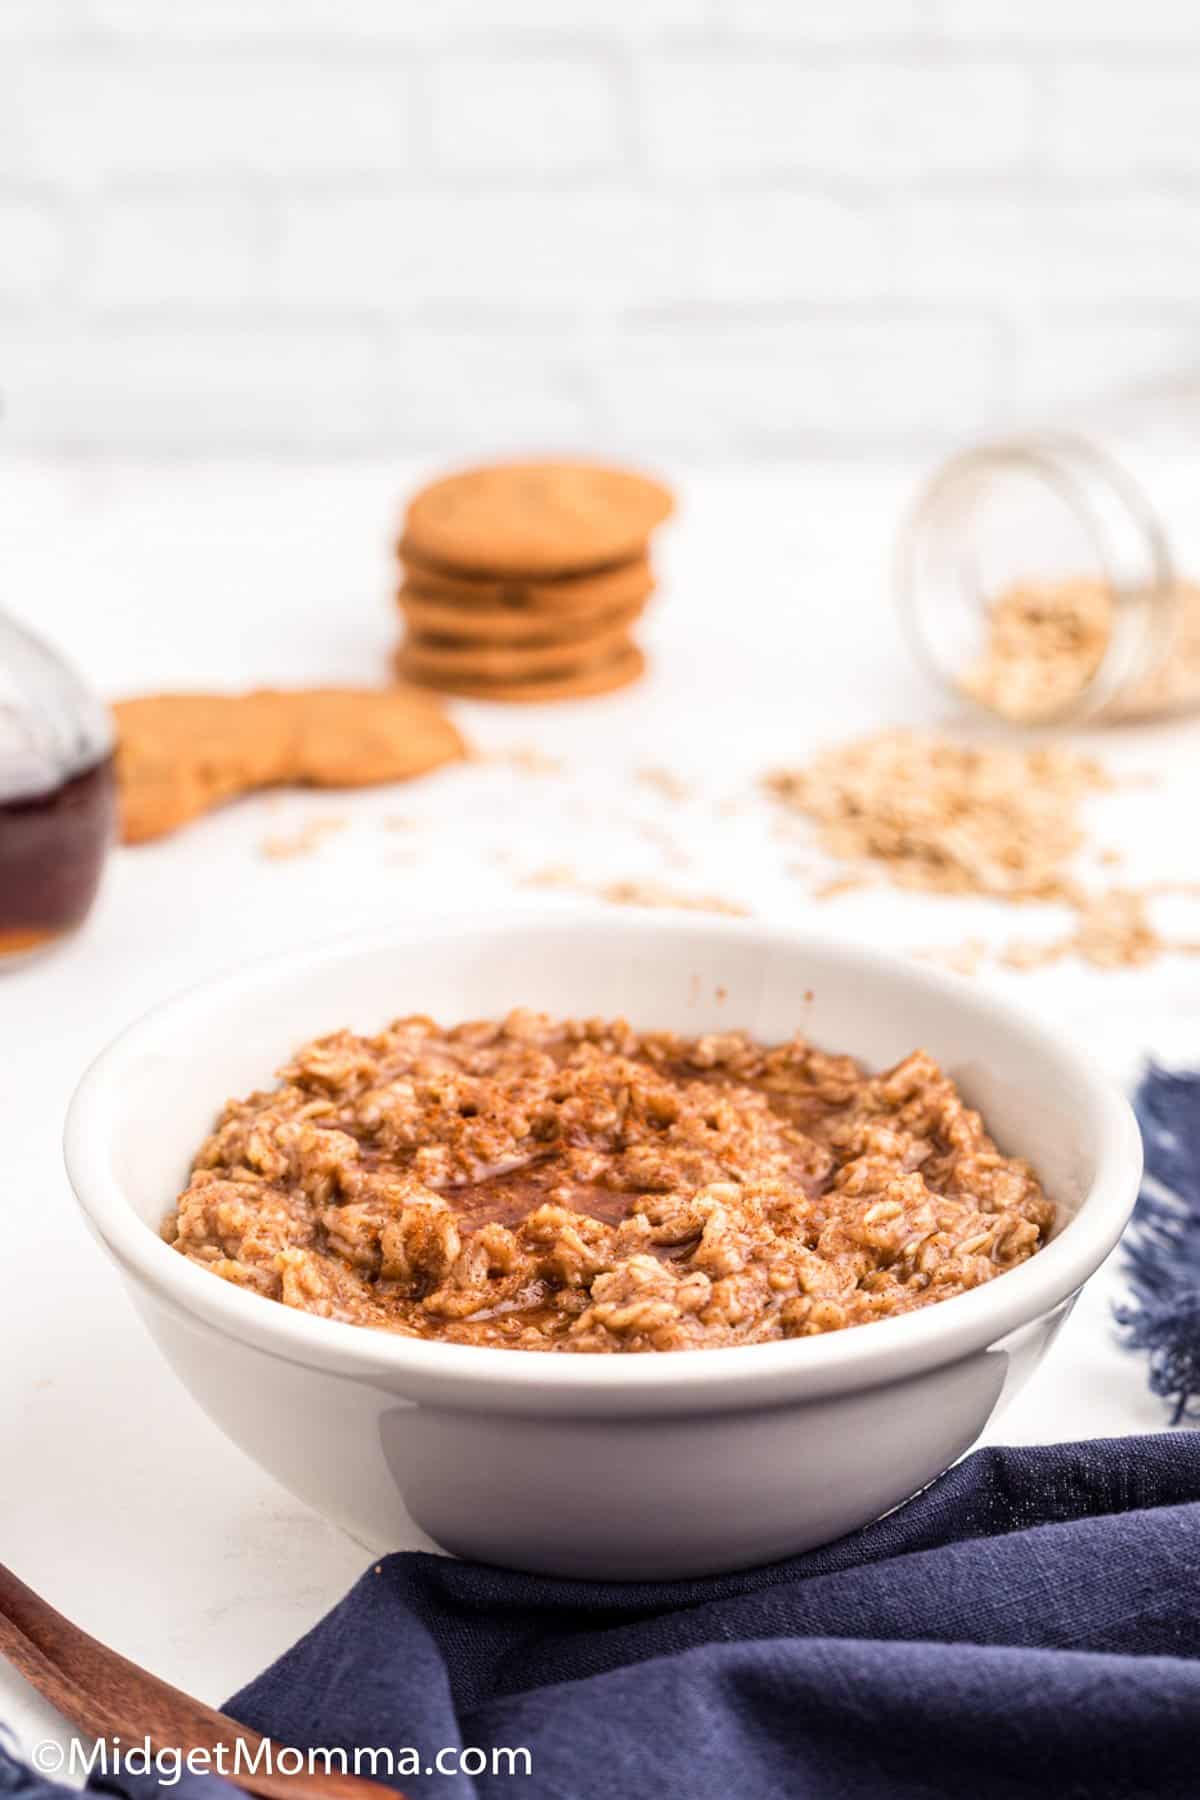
[0, 614, 116, 963]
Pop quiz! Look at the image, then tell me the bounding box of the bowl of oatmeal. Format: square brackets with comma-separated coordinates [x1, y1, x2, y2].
[65, 911, 1140, 1578]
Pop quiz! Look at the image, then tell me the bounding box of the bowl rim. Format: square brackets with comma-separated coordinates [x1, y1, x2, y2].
[63, 908, 1143, 1417]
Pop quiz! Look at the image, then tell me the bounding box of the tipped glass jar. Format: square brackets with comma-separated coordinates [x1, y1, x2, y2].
[0, 613, 116, 962]
[895, 384, 1200, 725]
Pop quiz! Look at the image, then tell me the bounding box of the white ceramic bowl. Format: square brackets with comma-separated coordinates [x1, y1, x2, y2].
[65, 911, 1141, 1579]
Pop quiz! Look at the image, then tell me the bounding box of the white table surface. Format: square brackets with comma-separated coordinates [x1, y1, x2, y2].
[2, 456, 1198, 1762]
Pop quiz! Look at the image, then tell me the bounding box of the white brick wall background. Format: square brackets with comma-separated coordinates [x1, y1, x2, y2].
[2, 0, 1200, 459]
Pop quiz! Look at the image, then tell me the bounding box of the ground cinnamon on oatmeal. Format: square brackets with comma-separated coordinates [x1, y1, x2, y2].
[164, 1010, 1052, 1353]
[764, 730, 1108, 901]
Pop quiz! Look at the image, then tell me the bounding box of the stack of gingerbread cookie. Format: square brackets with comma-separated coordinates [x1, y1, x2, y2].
[394, 459, 674, 702]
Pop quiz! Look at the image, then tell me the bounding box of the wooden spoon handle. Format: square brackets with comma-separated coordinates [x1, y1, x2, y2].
[0, 1563, 404, 1800]
[0, 1607, 119, 1744]
[0, 1562, 262, 1753]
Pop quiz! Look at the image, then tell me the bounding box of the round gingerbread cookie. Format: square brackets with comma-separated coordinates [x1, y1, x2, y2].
[113, 687, 465, 843]
[399, 586, 647, 647]
[394, 642, 646, 704]
[397, 551, 655, 616]
[402, 462, 673, 579]
[400, 617, 636, 682]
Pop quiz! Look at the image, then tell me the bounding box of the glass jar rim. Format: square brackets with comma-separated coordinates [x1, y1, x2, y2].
[895, 433, 1179, 726]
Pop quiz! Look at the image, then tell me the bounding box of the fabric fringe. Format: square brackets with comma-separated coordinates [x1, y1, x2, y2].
[1115, 1063, 1200, 1425]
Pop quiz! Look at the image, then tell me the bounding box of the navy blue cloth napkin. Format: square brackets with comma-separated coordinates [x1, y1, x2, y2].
[1117, 1064, 1200, 1422]
[4, 1431, 1200, 1800]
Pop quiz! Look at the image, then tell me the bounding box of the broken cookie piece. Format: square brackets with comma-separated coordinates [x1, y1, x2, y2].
[113, 687, 466, 844]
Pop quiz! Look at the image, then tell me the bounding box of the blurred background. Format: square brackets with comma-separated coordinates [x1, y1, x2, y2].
[3, 0, 1199, 461]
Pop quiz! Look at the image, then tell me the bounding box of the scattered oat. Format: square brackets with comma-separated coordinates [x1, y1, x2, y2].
[1071, 889, 1162, 967]
[813, 874, 868, 902]
[595, 879, 748, 918]
[636, 819, 692, 869]
[765, 730, 1109, 901]
[1002, 887, 1194, 972]
[523, 865, 746, 917]
[260, 816, 347, 860]
[923, 886, 1200, 975]
[479, 745, 565, 776]
[997, 939, 1056, 972]
[524, 863, 578, 891]
[772, 731, 1200, 974]
[914, 939, 987, 978]
[637, 764, 692, 804]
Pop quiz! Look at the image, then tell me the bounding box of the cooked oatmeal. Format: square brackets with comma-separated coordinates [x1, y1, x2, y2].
[165, 1011, 1053, 1352]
